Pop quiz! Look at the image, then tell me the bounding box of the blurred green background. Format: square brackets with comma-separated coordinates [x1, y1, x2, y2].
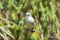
[0, 0, 60, 40]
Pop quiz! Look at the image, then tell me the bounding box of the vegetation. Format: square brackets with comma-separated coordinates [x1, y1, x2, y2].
[0, 0, 60, 40]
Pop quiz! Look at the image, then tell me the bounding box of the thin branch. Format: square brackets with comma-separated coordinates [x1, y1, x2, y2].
[0, 17, 18, 26]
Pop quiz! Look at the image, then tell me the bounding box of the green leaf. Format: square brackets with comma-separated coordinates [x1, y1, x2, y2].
[0, 2, 3, 9]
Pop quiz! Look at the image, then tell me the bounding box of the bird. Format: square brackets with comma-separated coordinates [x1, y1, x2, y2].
[25, 12, 35, 32]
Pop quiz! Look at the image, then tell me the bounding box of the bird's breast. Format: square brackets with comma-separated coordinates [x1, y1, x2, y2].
[25, 22, 33, 29]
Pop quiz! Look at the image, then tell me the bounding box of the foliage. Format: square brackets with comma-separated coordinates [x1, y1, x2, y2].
[0, 0, 60, 40]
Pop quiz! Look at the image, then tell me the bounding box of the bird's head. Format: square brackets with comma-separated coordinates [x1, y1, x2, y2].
[26, 12, 31, 17]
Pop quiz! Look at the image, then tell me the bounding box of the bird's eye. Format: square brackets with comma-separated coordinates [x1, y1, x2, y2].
[27, 15, 29, 16]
